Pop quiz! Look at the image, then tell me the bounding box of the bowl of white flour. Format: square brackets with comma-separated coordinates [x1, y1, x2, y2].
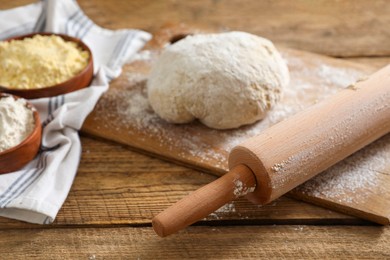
[0, 93, 42, 174]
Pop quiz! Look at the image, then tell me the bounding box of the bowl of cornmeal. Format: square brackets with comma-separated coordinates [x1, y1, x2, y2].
[0, 93, 42, 174]
[0, 33, 93, 99]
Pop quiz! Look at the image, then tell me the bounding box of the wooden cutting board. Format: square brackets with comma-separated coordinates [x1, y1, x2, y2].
[82, 24, 390, 225]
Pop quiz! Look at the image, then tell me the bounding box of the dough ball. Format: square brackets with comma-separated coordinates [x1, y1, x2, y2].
[147, 31, 290, 129]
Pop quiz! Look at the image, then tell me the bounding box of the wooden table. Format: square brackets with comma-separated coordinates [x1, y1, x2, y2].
[1, 1, 390, 258]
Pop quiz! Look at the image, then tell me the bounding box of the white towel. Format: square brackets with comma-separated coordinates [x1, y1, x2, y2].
[0, 0, 151, 224]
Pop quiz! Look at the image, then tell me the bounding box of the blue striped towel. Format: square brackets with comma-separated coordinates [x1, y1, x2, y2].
[0, 0, 151, 224]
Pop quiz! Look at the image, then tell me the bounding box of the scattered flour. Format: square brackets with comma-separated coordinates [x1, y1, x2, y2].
[93, 50, 369, 169]
[92, 66, 229, 169]
[293, 226, 304, 231]
[208, 202, 236, 219]
[233, 179, 256, 197]
[271, 157, 294, 173]
[297, 134, 390, 204]
[91, 48, 389, 208]
[215, 202, 236, 213]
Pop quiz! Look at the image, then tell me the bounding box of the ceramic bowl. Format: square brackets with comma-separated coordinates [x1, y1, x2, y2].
[0, 33, 93, 99]
[0, 93, 42, 174]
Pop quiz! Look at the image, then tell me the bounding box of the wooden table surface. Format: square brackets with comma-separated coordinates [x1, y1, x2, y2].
[2, 1, 390, 259]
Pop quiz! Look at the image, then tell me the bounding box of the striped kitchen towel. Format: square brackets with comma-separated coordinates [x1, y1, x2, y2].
[0, 0, 151, 224]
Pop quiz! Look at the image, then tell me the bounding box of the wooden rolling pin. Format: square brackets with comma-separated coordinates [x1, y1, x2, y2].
[152, 65, 390, 237]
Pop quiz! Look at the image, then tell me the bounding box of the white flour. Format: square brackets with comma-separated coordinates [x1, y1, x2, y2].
[297, 133, 390, 204]
[0, 96, 35, 152]
[208, 202, 236, 219]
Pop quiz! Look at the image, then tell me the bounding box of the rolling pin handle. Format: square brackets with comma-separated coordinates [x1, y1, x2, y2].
[152, 164, 257, 237]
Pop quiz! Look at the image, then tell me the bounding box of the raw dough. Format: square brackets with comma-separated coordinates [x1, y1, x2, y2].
[147, 31, 290, 129]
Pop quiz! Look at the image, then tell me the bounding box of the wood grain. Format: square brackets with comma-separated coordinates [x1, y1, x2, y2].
[152, 165, 257, 237]
[82, 25, 390, 225]
[83, 25, 377, 175]
[79, 0, 390, 58]
[0, 135, 359, 228]
[1, 1, 389, 258]
[0, 226, 389, 259]
[5, 0, 390, 57]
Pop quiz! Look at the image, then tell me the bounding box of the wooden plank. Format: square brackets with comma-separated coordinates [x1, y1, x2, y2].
[346, 57, 390, 70]
[75, 0, 390, 57]
[82, 25, 390, 225]
[0, 226, 389, 258]
[0, 2, 388, 256]
[83, 25, 376, 176]
[4, 1, 390, 57]
[0, 0, 33, 8]
[0, 136, 359, 229]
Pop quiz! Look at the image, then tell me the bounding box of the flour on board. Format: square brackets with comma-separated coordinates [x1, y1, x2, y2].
[208, 202, 236, 220]
[91, 49, 389, 208]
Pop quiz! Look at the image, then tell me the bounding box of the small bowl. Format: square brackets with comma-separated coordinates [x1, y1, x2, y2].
[0, 94, 42, 174]
[0, 33, 94, 99]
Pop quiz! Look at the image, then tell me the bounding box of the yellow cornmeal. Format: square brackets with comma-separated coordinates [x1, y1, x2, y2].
[0, 35, 90, 89]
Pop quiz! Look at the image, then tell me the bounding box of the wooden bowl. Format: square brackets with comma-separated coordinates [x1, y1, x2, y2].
[0, 33, 94, 99]
[0, 94, 42, 174]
